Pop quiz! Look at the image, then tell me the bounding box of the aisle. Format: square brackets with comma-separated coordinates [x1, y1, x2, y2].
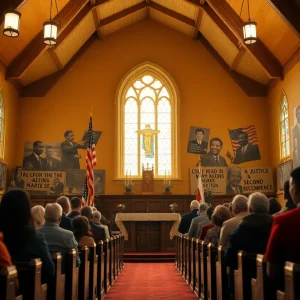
[105, 262, 197, 299]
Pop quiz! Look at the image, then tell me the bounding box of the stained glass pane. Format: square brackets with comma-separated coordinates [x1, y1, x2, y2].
[286, 141, 290, 156]
[126, 87, 137, 98]
[133, 80, 145, 89]
[151, 80, 162, 89]
[159, 87, 169, 98]
[281, 122, 285, 141]
[142, 75, 153, 84]
[285, 119, 289, 140]
[140, 87, 155, 101]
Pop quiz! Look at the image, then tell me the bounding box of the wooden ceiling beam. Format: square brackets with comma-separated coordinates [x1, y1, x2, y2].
[193, 8, 203, 40]
[205, 0, 283, 78]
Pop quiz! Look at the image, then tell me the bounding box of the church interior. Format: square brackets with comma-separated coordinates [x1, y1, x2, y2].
[0, 0, 300, 299]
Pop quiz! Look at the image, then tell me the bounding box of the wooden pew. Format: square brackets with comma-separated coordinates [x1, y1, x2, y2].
[190, 238, 196, 291]
[277, 262, 300, 300]
[89, 244, 98, 300]
[0, 266, 22, 300]
[119, 235, 124, 271]
[174, 234, 178, 269]
[194, 239, 202, 298]
[216, 246, 229, 300]
[182, 236, 187, 278]
[78, 247, 89, 300]
[186, 236, 191, 283]
[109, 237, 114, 285]
[65, 249, 79, 300]
[14, 259, 47, 300]
[96, 241, 105, 300]
[200, 242, 208, 300]
[207, 243, 218, 300]
[103, 239, 111, 293]
[234, 251, 257, 300]
[114, 235, 119, 278]
[179, 234, 183, 273]
[49, 253, 65, 300]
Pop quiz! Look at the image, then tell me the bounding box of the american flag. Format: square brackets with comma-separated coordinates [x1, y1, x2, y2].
[228, 125, 259, 154]
[82, 113, 97, 206]
[196, 165, 205, 202]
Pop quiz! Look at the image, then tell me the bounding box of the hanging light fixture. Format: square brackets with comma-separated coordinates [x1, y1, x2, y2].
[43, 0, 59, 45]
[240, 0, 257, 44]
[3, 10, 21, 37]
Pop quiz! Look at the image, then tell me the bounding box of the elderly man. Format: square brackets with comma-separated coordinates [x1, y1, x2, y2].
[178, 200, 199, 234]
[81, 206, 106, 243]
[266, 167, 300, 281]
[219, 195, 248, 249]
[38, 203, 80, 268]
[187, 203, 209, 238]
[92, 211, 110, 238]
[226, 192, 273, 269]
[57, 196, 73, 231]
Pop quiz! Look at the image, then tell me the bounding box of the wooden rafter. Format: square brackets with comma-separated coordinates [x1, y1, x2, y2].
[205, 0, 283, 78]
[6, 0, 110, 79]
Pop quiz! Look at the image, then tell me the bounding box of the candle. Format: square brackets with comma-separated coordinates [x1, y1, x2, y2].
[130, 171, 131, 184]
[164, 169, 166, 185]
[168, 170, 170, 186]
[126, 170, 128, 186]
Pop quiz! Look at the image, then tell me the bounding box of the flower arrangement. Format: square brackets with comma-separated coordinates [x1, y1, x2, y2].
[163, 170, 173, 192]
[117, 203, 125, 211]
[169, 203, 178, 211]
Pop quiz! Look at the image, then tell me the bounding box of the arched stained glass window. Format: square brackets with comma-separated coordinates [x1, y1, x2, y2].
[117, 63, 179, 179]
[280, 93, 290, 159]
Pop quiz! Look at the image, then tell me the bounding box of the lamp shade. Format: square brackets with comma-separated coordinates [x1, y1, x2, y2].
[3, 10, 21, 37]
[242, 21, 257, 44]
[43, 21, 58, 45]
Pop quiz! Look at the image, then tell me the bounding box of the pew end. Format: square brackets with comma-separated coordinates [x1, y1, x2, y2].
[0, 266, 22, 300]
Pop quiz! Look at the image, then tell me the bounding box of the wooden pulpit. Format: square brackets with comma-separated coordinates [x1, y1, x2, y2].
[142, 164, 154, 194]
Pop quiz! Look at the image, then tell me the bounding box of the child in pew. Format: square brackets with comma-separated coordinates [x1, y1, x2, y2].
[0, 189, 55, 284]
[72, 216, 95, 247]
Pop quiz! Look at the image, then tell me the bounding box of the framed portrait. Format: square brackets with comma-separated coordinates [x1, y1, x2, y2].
[277, 160, 293, 190]
[0, 162, 7, 192]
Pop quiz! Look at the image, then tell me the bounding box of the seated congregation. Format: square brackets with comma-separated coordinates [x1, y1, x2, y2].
[176, 166, 300, 300]
[0, 190, 124, 300]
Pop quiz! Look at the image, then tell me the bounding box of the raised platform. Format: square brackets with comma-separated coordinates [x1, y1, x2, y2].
[124, 252, 175, 262]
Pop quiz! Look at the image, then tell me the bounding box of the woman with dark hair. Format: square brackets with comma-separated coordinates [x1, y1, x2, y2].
[72, 216, 95, 247]
[269, 197, 282, 215]
[0, 189, 54, 281]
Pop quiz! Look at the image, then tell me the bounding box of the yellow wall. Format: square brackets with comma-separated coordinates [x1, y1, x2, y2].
[268, 61, 300, 205]
[0, 64, 19, 174]
[17, 21, 271, 194]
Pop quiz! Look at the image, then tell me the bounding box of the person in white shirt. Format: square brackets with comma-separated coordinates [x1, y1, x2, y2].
[219, 195, 248, 249]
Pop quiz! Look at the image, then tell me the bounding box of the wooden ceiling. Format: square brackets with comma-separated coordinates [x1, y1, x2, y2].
[1, 0, 299, 97]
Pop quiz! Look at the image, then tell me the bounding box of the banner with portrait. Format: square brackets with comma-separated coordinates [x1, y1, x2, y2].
[187, 126, 210, 155]
[190, 167, 226, 195]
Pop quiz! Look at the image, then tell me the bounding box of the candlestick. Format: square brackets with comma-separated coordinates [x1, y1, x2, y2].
[130, 171, 131, 184]
[168, 170, 170, 186]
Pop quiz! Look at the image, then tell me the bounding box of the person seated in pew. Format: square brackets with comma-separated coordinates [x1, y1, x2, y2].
[178, 200, 199, 234]
[72, 216, 95, 247]
[81, 206, 106, 243]
[31, 205, 45, 229]
[92, 210, 110, 238]
[198, 207, 214, 240]
[273, 180, 296, 216]
[187, 203, 209, 238]
[0, 232, 12, 268]
[57, 196, 73, 231]
[38, 203, 80, 269]
[0, 189, 54, 282]
[204, 205, 231, 245]
[225, 192, 273, 269]
[269, 197, 282, 215]
[67, 197, 81, 219]
[266, 167, 300, 281]
[219, 195, 248, 249]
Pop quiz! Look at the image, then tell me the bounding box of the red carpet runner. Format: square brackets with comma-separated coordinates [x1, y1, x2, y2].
[105, 262, 197, 299]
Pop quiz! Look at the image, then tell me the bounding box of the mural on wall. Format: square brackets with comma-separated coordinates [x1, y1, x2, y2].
[292, 105, 300, 168]
[200, 137, 228, 167]
[190, 166, 273, 196]
[227, 125, 261, 164]
[187, 126, 210, 155]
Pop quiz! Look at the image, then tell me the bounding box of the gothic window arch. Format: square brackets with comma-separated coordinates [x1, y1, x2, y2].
[280, 92, 290, 159]
[117, 62, 179, 179]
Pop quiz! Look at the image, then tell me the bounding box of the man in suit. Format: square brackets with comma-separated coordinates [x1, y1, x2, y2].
[201, 138, 228, 167]
[45, 146, 61, 171]
[187, 203, 209, 238]
[178, 200, 200, 234]
[67, 197, 81, 219]
[188, 128, 208, 154]
[56, 196, 73, 231]
[61, 130, 85, 170]
[219, 195, 248, 249]
[226, 167, 243, 195]
[50, 177, 64, 195]
[81, 206, 106, 243]
[23, 141, 47, 170]
[227, 132, 261, 164]
[266, 167, 300, 281]
[292, 105, 300, 168]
